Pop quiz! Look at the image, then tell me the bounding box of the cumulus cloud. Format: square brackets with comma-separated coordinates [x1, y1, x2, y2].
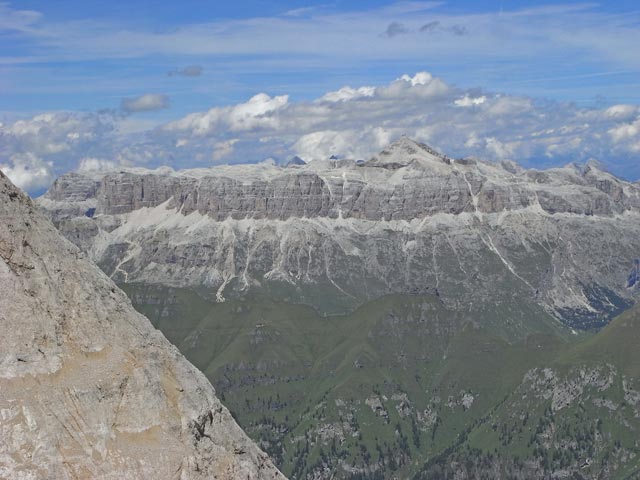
[420, 21, 439, 32]
[318, 86, 376, 103]
[211, 139, 239, 161]
[605, 104, 638, 120]
[609, 118, 640, 152]
[292, 128, 393, 162]
[0, 153, 53, 192]
[2, 71, 640, 194]
[382, 22, 409, 38]
[0, 110, 120, 192]
[121, 94, 170, 113]
[77, 157, 119, 172]
[1, 112, 114, 154]
[454, 94, 487, 107]
[155, 71, 640, 172]
[167, 65, 203, 77]
[163, 93, 289, 136]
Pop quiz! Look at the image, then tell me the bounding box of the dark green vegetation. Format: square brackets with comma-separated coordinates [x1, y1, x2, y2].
[121, 284, 640, 479]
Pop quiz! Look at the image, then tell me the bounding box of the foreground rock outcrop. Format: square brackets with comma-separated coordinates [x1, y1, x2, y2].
[0, 170, 285, 479]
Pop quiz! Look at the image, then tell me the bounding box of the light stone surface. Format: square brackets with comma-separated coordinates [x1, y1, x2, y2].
[0, 170, 285, 479]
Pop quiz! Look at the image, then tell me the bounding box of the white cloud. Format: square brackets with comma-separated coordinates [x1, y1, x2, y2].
[319, 86, 376, 103]
[0, 111, 116, 156]
[605, 105, 638, 120]
[400, 72, 434, 87]
[2, 71, 640, 194]
[0, 152, 53, 191]
[211, 139, 239, 161]
[484, 137, 517, 159]
[164, 93, 289, 136]
[121, 94, 170, 113]
[608, 122, 638, 143]
[485, 96, 533, 116]
[292, 127, 396, 162]
[377, 72, 450, 100]
[455, 95, 487, 107]
[153, 72, 640, 176]
[77, 157, 118, 173]
[293, 130, 357, 161]
[609, 117, 640, 152]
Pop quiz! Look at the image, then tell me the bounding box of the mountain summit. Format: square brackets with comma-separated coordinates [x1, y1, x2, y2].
[368, 136, 453, 169]
[0, 170, 285, 478]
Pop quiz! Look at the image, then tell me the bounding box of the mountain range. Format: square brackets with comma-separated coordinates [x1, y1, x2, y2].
[31, 138, 640, 478]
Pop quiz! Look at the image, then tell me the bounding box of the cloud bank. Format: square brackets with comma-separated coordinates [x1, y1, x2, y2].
[1, 72, 639, 193]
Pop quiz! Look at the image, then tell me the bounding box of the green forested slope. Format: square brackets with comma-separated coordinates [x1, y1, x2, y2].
[122, 284, 640, 479]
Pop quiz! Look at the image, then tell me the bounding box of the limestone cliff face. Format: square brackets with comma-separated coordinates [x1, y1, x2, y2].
[0, 170, 285, 479]
[37, 138, 640, 329]
[43, 138, 640, 222]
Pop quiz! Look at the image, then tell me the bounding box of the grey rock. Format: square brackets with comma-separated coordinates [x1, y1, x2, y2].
[37, 138, 640, 329]
[0, 170, 285, 479]
[286, 156, 306, 167]
[43, 139, 640, 221]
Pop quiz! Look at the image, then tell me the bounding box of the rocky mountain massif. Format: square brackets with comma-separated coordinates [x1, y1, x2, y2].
[0, 170, 285, 478]
[36, 138, 640, 479]
[40, 137, 640, 331]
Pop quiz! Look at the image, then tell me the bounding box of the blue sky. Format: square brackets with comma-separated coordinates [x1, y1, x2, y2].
[3, 0, 640, 115]
[1, 1, 640, 193]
